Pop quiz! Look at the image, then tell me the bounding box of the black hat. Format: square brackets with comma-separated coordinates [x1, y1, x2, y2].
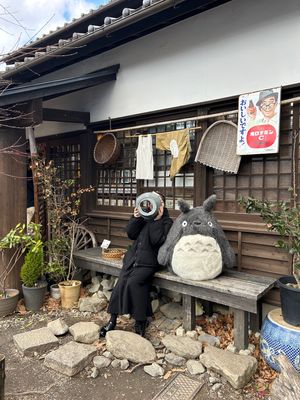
[256, 89, 278, 107]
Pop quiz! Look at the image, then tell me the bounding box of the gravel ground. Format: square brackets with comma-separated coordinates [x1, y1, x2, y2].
[0, 310, 267, 400]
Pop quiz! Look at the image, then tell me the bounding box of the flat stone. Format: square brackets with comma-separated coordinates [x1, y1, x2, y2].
[165, 352, 186, 366]
[69, 322, 99, 344]
[120, 359, 129, 370]
[13, 327, 59, 356]
[153, 317, 182, 331]
[160, 303, 184, 320]
[93, 355, 111, 368]
[47, 318, 69, 336]
[212, 383, 223, 392]
[78, 297, 107, 313]
[200, 346, 257, 389]
[106, 331, 156, 363]
[44, 341, 97, 376]
[111, 359, 121, 368]
[198, 333, 220, 347]
[144, 362, 164, 377]
[162, 335, 203, 359]
[186, 360, 206, 375]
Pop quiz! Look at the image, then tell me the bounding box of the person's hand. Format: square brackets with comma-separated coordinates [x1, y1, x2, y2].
[154, 204, 164, 220]
[133, 207, 141, 218]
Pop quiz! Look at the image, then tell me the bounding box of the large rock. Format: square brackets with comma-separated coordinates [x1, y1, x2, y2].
[162, 335, 202, 359]
[200, 346, 257, 389]
[78, 296, 107, 313]
[44, 341, 97, 376]
[160, 303, 184, 319]
[106, 331, 156, 363]
[13, 328, 59, 356]
[69, 322, 99, 344]
[47, 318, 69, 336]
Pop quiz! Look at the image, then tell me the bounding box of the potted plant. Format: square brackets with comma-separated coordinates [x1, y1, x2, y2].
[239, 191, 300, 326]
[35, 159, 94, 308]
[0, 224, 23, 316]
[20, 223, 47, 311]
[0, 223, 46, 312]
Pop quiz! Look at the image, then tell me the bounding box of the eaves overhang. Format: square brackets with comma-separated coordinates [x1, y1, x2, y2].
[0, 64, 120, 107]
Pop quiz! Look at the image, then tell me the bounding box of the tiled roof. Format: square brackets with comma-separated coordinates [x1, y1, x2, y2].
[1, 0, 166, 75]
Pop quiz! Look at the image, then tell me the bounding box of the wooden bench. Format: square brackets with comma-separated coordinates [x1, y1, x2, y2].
[73, 247, 276, 350]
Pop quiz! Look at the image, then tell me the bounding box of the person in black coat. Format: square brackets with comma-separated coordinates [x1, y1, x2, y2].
[100, 192, 173, 337]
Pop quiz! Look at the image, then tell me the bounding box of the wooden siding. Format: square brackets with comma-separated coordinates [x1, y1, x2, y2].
[39, 90, 300, 307]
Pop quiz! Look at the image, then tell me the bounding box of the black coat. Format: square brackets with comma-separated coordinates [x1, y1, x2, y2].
[108, 208, 173, 321]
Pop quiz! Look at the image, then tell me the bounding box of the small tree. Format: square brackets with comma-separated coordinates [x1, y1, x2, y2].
[34, 159, 94, 282]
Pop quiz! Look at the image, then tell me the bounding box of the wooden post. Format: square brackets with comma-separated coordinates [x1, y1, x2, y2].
[182, 294, 196, 331]
[0, 354, 5, 400]
[233, 308, 249, 350]
[0, 127, 26, 290]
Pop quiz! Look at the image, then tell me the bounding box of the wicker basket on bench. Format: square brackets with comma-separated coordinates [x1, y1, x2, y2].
[102, 248, 126, 260]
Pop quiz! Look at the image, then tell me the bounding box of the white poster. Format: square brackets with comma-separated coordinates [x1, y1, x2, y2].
[237, 87, 281, 155]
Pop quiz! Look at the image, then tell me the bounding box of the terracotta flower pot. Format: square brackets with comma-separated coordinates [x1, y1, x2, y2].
[58, 280, 81, 309]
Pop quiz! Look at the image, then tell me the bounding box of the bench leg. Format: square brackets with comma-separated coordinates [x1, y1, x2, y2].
[249, 301, 262, 333]
[182, 295, 196, 331]
[233, 309, 249, 350]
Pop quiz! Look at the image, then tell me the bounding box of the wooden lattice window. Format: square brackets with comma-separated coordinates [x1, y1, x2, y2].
[96, 121, 196, 210]
[209, 104, 299, 213]
[47, 140, 81, 185]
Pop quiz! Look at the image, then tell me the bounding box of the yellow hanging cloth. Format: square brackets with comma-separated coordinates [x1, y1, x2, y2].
[156, 129, 190, 179]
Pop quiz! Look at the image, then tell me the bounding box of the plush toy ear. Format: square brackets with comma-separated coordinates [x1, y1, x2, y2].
[178, 199, 190, 213]
[203, 194, 217, 212]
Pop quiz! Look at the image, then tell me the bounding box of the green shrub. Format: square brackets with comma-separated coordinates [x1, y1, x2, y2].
[20, 246, 44, 287]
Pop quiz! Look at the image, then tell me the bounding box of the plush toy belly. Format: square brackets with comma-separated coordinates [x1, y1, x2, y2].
[171, 234, 222, 281]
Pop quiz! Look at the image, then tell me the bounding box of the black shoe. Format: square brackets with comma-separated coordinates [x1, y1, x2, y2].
[99, 321, 116, 338]
[134, 321, 146, 337]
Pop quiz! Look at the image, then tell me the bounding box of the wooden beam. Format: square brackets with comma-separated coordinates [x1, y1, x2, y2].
[43, 108, 90, 124]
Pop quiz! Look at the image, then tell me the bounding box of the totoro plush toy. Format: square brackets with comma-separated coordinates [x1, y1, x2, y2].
[158, 195, 235, 280]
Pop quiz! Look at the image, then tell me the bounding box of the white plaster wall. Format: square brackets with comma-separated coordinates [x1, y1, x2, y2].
[40, 0, 300, 125]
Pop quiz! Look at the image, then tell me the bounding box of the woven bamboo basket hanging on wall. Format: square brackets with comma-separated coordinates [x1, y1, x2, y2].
[93, 132, 121, 165]
[195, 120, 241, 174]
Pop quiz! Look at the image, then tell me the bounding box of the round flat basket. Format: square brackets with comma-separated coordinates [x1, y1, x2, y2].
[94, 133, 121, 165]
[102, 248, 126, 260]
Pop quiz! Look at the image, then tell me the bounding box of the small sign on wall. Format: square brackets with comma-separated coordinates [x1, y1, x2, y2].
[237, 87, 281, 155]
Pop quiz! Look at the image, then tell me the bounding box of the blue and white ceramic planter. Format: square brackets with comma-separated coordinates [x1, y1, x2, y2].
[260, 308, 300, 372]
